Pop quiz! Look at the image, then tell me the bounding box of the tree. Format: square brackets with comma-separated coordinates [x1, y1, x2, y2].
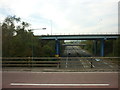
[2, 15, 21, 57]
[2, 15, 57, 57]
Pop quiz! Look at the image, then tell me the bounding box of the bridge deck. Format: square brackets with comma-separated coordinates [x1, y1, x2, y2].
[35, 34, 120, 40]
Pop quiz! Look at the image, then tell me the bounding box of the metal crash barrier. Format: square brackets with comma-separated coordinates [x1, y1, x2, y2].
[2, 57, 120, 72]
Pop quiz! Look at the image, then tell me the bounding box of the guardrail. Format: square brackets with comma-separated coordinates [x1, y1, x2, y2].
[40, 32, 120, 36]
[2, 57, 60, 67]
[2, 57, 120, 72]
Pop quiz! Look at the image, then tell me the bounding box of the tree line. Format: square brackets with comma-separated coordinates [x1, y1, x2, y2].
[2, 15, 57, 57]
[2, 15, 119, 57]
[80, 38, 120, 57]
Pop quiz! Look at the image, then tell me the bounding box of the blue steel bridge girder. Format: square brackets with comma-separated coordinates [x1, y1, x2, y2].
[55, 39, 60, 57]
[100, 39, 105, 57]
[36, 34, 119, 57]
[39, 34, 119, 40]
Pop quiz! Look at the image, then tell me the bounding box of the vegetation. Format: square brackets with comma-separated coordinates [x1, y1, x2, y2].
[80, 38, 120, 57]
[2, 15, 57, 57]
[2, 15, 119, 57]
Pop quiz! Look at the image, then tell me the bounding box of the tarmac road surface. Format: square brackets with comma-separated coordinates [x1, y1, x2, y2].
[2, 72, 118, 88]
[61, 46, 117, 70]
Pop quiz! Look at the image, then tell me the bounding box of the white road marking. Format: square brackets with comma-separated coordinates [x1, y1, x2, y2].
[80, 62, 87, 68]
[86, 60, 95, 67]
[66, 56, 68, 68]
[103, 62, 108, 64]
[109, 65, 113, 68]
[10, 83, 110, 86]
[88, 62, 91, 64]
[103, 62, 114, 68]
[4, 71, 118, 73]
[88, 61, 95, 68]
[92, 65, 95, 68]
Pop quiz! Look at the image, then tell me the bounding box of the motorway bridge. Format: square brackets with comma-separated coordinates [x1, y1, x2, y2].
[35, 34, 119, 57]
[2, 34, 120, 89]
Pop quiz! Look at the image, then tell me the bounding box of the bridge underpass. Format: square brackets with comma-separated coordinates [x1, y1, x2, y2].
[58, 45, 118, 70]
[36, 34, 119, 57]
[35, 34, 120, 70]
[61, 45, 90, 69]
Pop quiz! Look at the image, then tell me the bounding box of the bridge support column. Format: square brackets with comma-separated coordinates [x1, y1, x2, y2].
[55, 39, 60, 57]
[93, 40, 97, 56]
[100, 39, 104, 57]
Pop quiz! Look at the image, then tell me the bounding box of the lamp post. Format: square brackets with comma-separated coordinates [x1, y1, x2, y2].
[30, 27, 46, 55]
[30, 28, 46, 31]
[30, 28, 46, 67]
[50, 20, 52, 35]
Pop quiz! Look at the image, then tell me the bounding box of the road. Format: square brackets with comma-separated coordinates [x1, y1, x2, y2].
[2, 46, 119, 89]
[60, 46, 118, 70]
[61, 46, 90, 69]
[2, 72, 118, 88]
[62, 46, 91, 57]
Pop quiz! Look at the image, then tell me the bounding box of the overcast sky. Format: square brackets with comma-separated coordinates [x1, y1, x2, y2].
[0, 0, 119, 35]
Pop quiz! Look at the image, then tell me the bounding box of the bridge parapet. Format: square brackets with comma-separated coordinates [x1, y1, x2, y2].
[35, 34, 120, 57]
[36, 34, 119, 40]
[39, 32, 120, 36]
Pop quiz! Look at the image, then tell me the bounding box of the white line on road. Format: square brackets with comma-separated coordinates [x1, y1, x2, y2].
[10, 83, 110, 86]
[88, 61, 95, 68]
[4, 71, 119, 73]
[109, 65, 113, 68]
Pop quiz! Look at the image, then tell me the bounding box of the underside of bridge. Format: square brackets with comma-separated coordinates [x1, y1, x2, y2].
[35, 34, 119, 57]
[55, 39, 105, 57]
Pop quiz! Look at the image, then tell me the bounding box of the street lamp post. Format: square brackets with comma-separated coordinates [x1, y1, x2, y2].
[30, 28, 46, 31]
[30, 28, 46, 67]
[50, 20, 52, 35]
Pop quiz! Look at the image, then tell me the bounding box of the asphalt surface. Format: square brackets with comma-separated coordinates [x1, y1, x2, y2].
[62, 46, 91, 57]
[61, 46, 90, 69]
[60, 46, 118, 71]
[2, 72, 118, 88]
